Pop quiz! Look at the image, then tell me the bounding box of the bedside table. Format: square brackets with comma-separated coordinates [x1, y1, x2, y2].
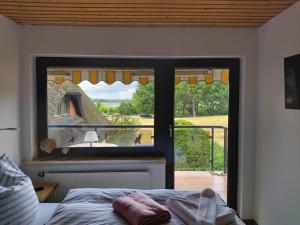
[33, 182, 58, 202]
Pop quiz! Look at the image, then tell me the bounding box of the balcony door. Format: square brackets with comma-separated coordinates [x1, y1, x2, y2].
[162, 59, 239, 210]
[172, 67, 230, 203]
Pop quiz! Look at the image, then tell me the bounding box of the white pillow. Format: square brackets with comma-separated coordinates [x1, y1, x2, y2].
[0, 154, 39, 225]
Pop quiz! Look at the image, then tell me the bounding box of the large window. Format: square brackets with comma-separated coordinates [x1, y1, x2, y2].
[36, 58, 162, 158]
[47, 67, 155, 151]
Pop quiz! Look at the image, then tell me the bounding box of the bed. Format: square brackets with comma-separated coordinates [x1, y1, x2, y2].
[45, 188, 245, 225]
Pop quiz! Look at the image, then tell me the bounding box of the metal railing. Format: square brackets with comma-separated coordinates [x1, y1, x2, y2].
[48, 124, 228, 173]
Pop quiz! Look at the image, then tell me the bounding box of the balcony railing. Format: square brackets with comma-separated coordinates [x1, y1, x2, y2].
[48, 124, 228, 173]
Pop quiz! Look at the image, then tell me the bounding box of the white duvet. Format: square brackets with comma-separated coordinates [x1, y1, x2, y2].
[46, 188, 245, 225]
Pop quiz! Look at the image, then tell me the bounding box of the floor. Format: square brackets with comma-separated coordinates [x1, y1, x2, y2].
[174, 171, 227, 202]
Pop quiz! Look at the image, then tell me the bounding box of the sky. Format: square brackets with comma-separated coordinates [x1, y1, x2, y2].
[79, 81, 138, 100]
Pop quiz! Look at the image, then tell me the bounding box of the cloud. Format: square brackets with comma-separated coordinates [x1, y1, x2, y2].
[79, 81, 138, 100]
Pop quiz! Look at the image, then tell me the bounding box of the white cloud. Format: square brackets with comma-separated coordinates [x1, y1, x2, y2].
[79, 81, 138, 100]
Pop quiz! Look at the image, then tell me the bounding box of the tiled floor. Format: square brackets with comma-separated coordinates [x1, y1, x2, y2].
[174, 171, 227, 202]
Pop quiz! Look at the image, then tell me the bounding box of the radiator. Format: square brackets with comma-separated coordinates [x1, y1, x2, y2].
[43, 171, 151, 202]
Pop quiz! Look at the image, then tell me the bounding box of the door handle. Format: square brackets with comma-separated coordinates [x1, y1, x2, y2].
[169, 125, 173, 138]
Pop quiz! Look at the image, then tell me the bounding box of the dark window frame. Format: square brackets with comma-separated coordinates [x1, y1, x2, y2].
[37, 57, 161, 159]
[36, 57, 239, 210]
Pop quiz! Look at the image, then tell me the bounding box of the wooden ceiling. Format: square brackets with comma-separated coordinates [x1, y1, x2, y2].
[0, 0, 297, 27]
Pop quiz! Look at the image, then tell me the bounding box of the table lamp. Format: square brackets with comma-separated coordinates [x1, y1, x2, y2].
[84, 131, 99, 147]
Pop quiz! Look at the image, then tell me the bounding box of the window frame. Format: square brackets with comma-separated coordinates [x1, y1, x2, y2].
[36, 56, 240, 210]
[37, 57, 162, 159]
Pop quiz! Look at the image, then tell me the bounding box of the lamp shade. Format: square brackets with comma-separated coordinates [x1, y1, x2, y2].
[84, 131, 99, 143]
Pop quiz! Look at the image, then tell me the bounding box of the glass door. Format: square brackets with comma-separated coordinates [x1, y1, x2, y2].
[172, 68, 229, 202]
[163, 59, 240, 210]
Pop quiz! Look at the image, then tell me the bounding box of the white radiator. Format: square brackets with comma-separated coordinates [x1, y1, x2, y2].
[43, 171, 151, 202]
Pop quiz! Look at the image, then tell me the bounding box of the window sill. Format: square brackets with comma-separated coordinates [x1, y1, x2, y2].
[24, 156, 166, 165]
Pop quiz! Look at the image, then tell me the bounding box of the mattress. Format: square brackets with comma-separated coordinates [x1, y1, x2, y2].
[46, 188, 245, 225]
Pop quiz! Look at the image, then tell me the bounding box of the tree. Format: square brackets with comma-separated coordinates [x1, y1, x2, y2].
[132, 82, 154, 114]
[95, 101, 102, 109]
[175, 81, 229, 117]
[118, 101, 137, 115]
[97, 80, 228, 117]
[106, 114, 140, 145]
[198, 82, 229, 115]
[175, 82, 203, 117]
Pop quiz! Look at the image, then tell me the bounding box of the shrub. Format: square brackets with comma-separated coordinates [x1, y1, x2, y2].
[213, 143, 225, 171]
[117, 101, 137, 115]
[174, 119, 211, 171]
[106, 114, 140, 146]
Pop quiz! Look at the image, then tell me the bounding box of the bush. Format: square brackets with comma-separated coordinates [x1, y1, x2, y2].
[106, 114, 140, 146]
[117, 101, 137, 115]
[213, 143, 225, 171]
[95, 102, 119, 115]
[174, 119, 225, 171]
[174, 119, 211, 171]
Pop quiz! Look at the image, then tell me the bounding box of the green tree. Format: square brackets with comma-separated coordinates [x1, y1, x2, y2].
[117, 101, 137, 115]
[132, 82, 154, 114]
[95, 101, 102, 109]
[106, 114, 140, 145]
[175, 82, 203, 117]
[175, 81, 229, 117]
[198, 82, 229, 115]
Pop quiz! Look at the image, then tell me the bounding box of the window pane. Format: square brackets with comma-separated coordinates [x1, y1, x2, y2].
[173, 68, 229, 202]
[46, 67, 154, 151]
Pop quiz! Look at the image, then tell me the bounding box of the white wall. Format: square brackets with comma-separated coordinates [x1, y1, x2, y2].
[0, 16, 21, 164]
[20, 26, 257, 218]
[255, 1, 300, 225]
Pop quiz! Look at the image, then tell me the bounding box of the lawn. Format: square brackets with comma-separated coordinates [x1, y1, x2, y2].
[130, 115, 228, 126]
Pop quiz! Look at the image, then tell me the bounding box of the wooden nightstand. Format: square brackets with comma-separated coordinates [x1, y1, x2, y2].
[33, 182, 58, 202]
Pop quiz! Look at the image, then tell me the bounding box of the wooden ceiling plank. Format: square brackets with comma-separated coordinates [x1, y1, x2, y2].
[0, 9, 281, 16]
[0, 5, 287, 13]
[15, 19, 261, 24]
[1, 0, 296, 4]
[0, 2, 294, 9]
[7, 16, 267, 22]
[4, 13, 273, 19]
[16, 21, 261, 28]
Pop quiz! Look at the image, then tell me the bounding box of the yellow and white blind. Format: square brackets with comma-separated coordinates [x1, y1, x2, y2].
[47, 68, 229, 85]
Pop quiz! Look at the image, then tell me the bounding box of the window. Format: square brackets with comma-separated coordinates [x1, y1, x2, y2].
[36, 57, 240, 209]
[42, 66, 156, 156]
[37, 57, 175, 160]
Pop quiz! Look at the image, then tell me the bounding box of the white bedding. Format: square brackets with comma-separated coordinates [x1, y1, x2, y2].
[46, 188, 245, 225]
[32, 204, 58, 225]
